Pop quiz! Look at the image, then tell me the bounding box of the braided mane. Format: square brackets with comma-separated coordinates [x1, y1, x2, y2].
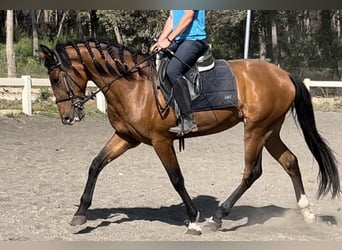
[55, 38, 150, 79]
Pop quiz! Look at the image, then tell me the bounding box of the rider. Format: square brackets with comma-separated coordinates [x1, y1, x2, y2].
[152, 10, 208, 135]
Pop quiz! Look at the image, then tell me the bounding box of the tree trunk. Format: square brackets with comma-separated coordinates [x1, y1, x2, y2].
[271, 16, 279, 65]
[56, 11, 66, 40]
[112, 17, 123, 44]
[31, 10, 39, 56]
[76, 10, 83, 39]
[336, 10, 341, 38]
[318, 10, 340, 80]
[90, 10, 98, 38]
[6, 10, 16, 78]
[258, 25, 267, 60]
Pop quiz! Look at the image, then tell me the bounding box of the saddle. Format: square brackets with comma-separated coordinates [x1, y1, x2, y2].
[156, 48, 238, 113]
[157, 48, 215, 101]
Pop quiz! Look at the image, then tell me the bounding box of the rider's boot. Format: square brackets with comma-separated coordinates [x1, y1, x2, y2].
[169, 78, 198, 136]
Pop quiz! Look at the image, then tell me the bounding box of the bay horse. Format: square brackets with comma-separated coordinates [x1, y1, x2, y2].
[38, 39, 340, 235]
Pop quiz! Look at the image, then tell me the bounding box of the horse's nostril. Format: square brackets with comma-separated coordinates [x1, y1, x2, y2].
[62, 116, 71, 124]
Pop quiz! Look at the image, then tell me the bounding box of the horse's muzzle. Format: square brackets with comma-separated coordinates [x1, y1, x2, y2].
[61, 107, 85, 125]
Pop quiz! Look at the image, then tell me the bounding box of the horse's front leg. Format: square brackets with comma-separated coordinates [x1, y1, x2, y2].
[70, 133, 139, 226]
[153, 139, 201, 235]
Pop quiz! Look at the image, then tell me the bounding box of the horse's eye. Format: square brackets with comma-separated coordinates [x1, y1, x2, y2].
[50, 77, 59, 85]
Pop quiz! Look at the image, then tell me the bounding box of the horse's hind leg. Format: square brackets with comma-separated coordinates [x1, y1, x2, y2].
[265, 126, 316, 224]
[208, 127, 265, 230]
[153, 140, 201, 235]
[70, 133, 139, 226]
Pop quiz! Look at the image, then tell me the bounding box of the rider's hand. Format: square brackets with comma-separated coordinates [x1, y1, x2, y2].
[150, 43, 158, 52]
[150, 37, 171, 52]
[157, 37, 171, 50]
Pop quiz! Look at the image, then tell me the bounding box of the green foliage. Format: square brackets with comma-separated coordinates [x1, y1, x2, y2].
[0, 99, 21, 109]
[38, 87, 53, 101]
[0, 43, 7, 76]
[97, 10, 167, 52]
[0, 35, 55, 77]
[207, 10, 246, 59]
[280, 34, 317, 69]
[14, 37, 40, 77]
[0, 10, 341, 81]
[4, 112, 23, 118]
[32, 100, 59, 117]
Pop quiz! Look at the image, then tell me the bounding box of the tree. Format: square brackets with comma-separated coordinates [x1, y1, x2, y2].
[336, 10, 341, 38]
[270, 11, 279, 64]
[254, 11, 267, 60]
[0, 9, 341, 79]
[6, 10, 16, 77]
[76, 10, 83, 39]
[97, 10, 167, 52]
[32, 10, 39, 56]
[206, 10, 246, 59]
[318, 10, 340, 80]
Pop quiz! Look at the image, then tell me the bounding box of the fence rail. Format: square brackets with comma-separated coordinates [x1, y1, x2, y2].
[0, 76, 342, 116]
[0, 76, 106, 115]
[303, 78, 342, 91]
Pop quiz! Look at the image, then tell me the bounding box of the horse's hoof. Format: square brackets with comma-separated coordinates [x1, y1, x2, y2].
[204, 217, 222, 231]
[70, 215, 87, 226]
[185, 221, 202, 235]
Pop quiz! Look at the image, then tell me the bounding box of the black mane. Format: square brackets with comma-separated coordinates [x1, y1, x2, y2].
[55, 38, 151, 79]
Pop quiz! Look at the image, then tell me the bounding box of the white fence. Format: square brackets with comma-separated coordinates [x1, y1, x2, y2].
[0, 75, 106, 115]
[303, 78, 342, 91]
[0, 76, 341, 116]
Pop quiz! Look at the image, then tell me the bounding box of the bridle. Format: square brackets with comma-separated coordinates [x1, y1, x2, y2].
[47, 48, 165, 114]
[47, 52, 89, 113]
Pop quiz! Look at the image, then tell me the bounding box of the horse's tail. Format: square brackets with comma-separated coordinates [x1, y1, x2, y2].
[289, 74, 340, 198]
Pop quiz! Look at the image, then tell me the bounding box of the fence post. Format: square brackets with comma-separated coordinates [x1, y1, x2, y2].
[96, 91, 106, 113]
[303, 78, 311, 92]
[21, 75, 32, 116]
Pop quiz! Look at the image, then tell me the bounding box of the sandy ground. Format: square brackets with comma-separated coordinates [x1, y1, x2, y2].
[0, 112, 341, 241]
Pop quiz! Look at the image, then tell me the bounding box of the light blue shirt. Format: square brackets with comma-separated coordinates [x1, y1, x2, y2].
[172, 10, 206, 41]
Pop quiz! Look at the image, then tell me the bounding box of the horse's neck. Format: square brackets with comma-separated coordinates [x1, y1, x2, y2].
[91, 75, 151, 104]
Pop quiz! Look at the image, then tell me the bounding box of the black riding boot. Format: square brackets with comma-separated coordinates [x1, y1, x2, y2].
[169, 78, 198, 136]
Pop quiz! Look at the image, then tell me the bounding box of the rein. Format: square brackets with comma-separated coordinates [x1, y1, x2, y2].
[50, 48, 171, 116]
[49, 44, 187, 150]
[48, 51, 156, 108]
[83, 50, 160, 104]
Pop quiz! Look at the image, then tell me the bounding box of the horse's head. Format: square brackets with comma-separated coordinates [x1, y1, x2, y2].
[39, 44, 88, 125]
[39, 39, 156, 124]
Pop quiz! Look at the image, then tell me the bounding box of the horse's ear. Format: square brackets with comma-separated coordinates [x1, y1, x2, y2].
[38, 45, 54, 59]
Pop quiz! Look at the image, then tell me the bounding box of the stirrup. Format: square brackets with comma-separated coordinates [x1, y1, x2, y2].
[169, 121, 198, 136]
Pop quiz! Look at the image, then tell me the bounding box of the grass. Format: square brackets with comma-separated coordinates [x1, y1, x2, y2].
[3, 112, 23, 118]
[0, 99, 22, 109]
[312, 97, 342, 112]
[1, 96, 341, 119]
[0, 98, 105, 118]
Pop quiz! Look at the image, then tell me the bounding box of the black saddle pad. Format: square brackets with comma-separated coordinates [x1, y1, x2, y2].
[191, 59, 238, 111]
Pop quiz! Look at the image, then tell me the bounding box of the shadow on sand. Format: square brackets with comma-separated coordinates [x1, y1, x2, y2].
[73, 195, 337, 234]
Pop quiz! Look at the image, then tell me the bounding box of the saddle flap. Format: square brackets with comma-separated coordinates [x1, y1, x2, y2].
[157, 47, 215, 101]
